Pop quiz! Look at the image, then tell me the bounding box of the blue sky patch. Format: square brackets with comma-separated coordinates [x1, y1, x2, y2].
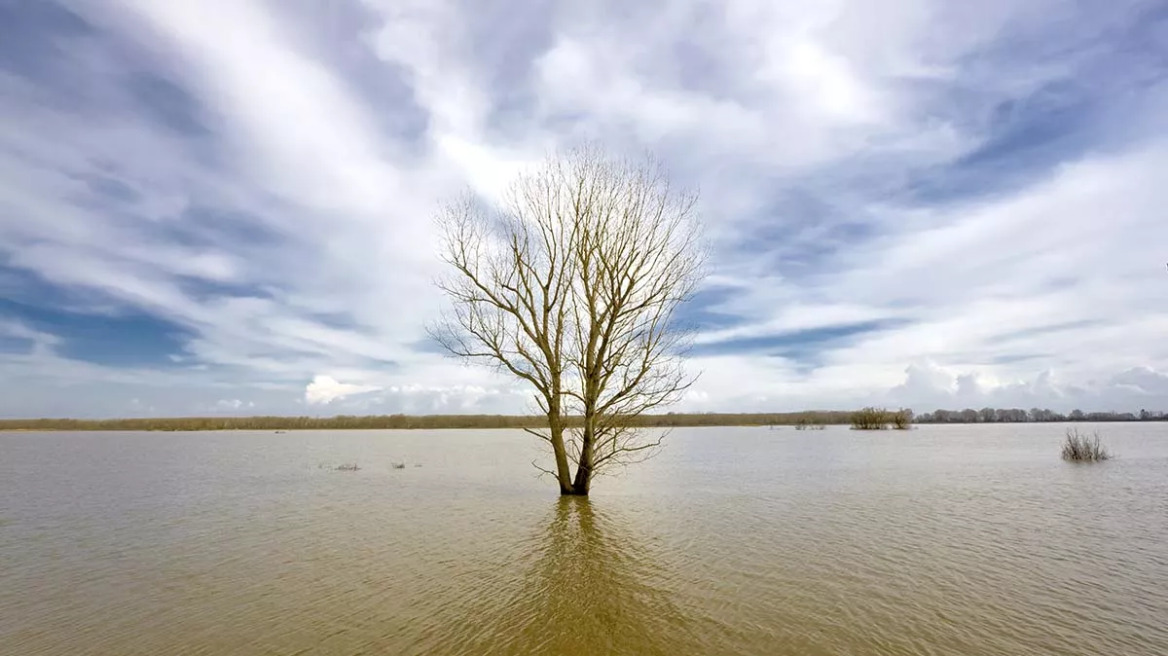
[907, 82, 1099, 203]
[125, 72, 212, 137]
[674, 285, 745, 331]
[691, 320, 908, 363]
[0, 265, 116, 314]
[989, 353, 1052, 365]
[0, 336, 34, 354]
[85, 176, 140, 203]
[0, 298, 193, 368]
[995, 320, 1106, 343]
[173, 205, 289, 250]
[0, 2, 92, 81]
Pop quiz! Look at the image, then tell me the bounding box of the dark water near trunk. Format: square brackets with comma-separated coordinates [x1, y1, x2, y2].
[2, 424, 1166, 655]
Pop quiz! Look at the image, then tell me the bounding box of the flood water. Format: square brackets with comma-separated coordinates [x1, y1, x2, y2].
[2, 424, 1166, 655]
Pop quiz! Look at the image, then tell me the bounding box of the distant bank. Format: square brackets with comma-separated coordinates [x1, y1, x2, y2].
[0, 408, 1163, 431]
[0, 412, 853, 432]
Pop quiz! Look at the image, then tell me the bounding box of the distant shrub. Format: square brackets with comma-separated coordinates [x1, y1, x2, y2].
[890, 409, 913, 430]
[391, 462, 406, 470]
[851, 407, 912, 430]
[1061, 429, 1111, 462]
[852, 407, 890, 430]
[335, 463, 360, 471]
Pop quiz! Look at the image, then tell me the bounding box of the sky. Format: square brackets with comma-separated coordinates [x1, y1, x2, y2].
[0, 0, 1166, 418]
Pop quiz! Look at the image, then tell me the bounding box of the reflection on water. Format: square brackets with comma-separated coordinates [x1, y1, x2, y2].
[423, 497, 698, 656]
[1, 425, 1167, 655]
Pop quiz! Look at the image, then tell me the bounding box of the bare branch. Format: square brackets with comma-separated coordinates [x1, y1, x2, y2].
[522, 427, 554, 444]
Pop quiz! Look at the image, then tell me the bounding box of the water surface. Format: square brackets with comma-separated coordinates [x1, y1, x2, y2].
[2, 424, 1166, 655]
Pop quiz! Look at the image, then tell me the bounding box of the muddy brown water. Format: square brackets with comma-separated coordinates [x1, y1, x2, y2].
[2, 424, 1166, 655]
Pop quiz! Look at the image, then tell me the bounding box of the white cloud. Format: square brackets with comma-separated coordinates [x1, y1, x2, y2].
[885, 361, 1168, 413]
[213, 399, 255, 411]
[305, 375, 381, 405]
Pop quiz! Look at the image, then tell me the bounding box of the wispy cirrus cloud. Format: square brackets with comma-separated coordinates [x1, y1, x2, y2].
[0, 0, 1165, 418]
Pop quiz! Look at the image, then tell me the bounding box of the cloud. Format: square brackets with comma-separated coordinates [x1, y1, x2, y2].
[0, 0, 1165, 417]
[304, 375, 381, 405]
[886, 361, 1168, 412]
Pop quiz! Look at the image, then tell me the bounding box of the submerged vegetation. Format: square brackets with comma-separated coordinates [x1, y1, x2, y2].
[794, 418, 826, 431]
[1061, 429, 1111, 462]
[851, 407, 913, 431]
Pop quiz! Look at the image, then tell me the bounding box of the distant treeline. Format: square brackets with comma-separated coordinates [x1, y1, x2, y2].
[0, 411, 858, 432]
[915, 407, 1167, 424]
[4, 407, 1163, 432]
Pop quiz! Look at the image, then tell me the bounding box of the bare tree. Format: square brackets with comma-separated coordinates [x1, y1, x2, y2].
[431, 182, 577, 494]
[431, 147, 703, 495]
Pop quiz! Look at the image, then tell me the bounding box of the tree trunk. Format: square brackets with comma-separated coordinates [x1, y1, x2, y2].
[549, 430, 576, 495]
[547, 399, 575, 495]
[566, 418, 595, 496]
[568, 463, 592, 495]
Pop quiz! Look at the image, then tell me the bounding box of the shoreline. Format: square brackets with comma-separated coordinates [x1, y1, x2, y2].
[0, 413, 849, 432]
[2, 412, 1164, 432]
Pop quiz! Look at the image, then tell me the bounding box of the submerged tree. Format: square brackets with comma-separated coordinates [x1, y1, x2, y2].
[432, 147, 704, 495]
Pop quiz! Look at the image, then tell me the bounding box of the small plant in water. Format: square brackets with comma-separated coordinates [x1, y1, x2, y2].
[335, 462, 360, 471]
[1061, 428, 1111, 462]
